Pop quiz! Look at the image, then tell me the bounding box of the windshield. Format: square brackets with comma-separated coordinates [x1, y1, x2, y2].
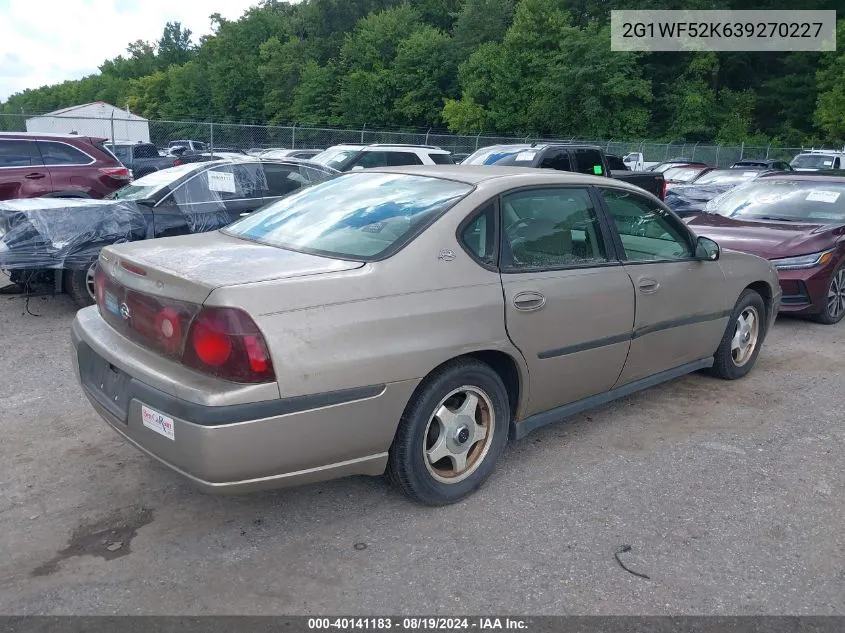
[462, 147, 537, 166]
[706, 180, 845, 223]
[224, 172, 472, 259]
[107, 163, 203, 200]
[311, 148, 362, 169]
[790, 154, 839, 169]
[693, 170, 760, 185]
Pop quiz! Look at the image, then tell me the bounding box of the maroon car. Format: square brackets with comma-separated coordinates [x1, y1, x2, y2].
[688, 174, 845, 324]
[0, 132, 130, 200]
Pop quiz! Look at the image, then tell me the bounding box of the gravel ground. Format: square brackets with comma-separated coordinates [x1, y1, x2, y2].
[0, 288, 842, 615]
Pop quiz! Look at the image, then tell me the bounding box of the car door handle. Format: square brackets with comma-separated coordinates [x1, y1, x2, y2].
[513, 291, 546, 311]
[24, 173, 46, 180]
[637, 277, 660, 293]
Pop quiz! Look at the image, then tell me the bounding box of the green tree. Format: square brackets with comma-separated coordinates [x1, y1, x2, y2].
[391, 26, 456, 126]
[335, 4, 421, 125]
[814, 19, 845, 143]
[157, 22, 194, 69]
[451, 0, 516, 57]
[290, 61, 338, 124]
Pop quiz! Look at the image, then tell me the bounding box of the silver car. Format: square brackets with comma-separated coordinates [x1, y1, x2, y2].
[72, 166, 781, 505]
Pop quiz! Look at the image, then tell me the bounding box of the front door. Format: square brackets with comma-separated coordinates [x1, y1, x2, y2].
[0, 139, 51, 199]
[499, 187, 636, 417]
[597, 187, 728, 386]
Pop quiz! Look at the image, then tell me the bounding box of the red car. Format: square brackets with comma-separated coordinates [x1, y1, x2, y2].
[688, 174, 845, 324]
[0, 132, 130, 200]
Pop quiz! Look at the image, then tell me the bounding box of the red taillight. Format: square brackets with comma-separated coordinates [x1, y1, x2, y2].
[190, 315, 233, 367]
[173, 158, 182, 166]
[99, 166, 131, 180]
[96, 268, 274, 383]
[182, 307, 275, 383]
[661, 179, 667, 200]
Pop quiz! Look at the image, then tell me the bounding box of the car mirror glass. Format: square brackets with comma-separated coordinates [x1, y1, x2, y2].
[695, 236, 720, 261]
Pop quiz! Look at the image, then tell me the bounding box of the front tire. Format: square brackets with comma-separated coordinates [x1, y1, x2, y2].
[810, 265, 845, 325]
[64, 261, 97, 308]
[387, 359, 509, 505]
[709, 289, 766, 380]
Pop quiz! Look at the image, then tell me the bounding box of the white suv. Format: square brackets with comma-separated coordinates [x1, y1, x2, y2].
[311, 144, 454, 171]
[790, 149, 845, 171]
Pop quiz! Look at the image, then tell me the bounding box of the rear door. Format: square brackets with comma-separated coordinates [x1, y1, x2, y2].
[37, 140, 95, 196]
[0, 139, 51, 199]
[498, 186, 635, 417]
[597, 186, 728, 386]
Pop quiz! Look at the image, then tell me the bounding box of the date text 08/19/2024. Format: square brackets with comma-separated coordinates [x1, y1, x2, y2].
[307, 618, 529, 630]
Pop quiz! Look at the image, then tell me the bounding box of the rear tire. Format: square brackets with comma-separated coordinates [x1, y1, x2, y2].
[810, 265, 845, 325]
[709, 289, 766, 380]
[64, 261, 97, 308]
[387, 359, 509, 505]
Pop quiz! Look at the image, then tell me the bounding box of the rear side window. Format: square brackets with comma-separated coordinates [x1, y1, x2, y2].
[460, 203, 496, 264]
[38, 141, 92, 165]
[572, 149, 605, 176]
[429, 153, 453, 165]
[0, 140, 43, 167]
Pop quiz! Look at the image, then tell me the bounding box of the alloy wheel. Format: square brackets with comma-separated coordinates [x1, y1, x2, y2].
[826, 269, 845, 320]
[422, 386, 495, 484]
[730, 306, 760, 367]
[85, 262, 98, 302]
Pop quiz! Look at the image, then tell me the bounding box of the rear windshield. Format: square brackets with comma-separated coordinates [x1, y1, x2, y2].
[790, 154, 840, 169]
[462, 147, 537, 166]
[707, 180, 845, 223]
[108, 163, 203, 200]
[694, 170, 760, 185]
[224, 172, 472, 260]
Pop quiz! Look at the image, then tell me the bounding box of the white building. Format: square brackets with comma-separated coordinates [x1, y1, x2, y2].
[25, 101, 150, 143]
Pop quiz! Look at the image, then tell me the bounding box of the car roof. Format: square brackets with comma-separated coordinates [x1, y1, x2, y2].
[361, 164, 651, 194]
[472, 143, 603, 152]
[0, 131, 102, 141]
[324, 144, 449, 153]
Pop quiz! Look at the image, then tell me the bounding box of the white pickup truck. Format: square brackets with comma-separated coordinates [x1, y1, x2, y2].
[622, 152, 660, 171]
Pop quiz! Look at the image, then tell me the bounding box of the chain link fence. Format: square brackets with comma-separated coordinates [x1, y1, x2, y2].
[0, 112, 814, 168]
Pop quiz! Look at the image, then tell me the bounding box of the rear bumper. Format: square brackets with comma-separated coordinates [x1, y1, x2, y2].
[71, 307, 417, 493]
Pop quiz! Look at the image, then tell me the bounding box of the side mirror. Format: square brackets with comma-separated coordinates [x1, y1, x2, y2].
[695, 235, 720, 261]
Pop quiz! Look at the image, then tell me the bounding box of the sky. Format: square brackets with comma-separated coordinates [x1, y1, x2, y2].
[0, 0, 261, 102]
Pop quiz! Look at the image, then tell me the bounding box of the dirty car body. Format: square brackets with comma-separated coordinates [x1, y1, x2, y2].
[72, 166, 780, 504]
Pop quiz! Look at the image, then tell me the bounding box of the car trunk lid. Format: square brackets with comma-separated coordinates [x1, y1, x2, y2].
[99, 230, 364, 304]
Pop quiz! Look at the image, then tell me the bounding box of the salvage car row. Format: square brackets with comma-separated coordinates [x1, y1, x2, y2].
[3, 133, 845, 507]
